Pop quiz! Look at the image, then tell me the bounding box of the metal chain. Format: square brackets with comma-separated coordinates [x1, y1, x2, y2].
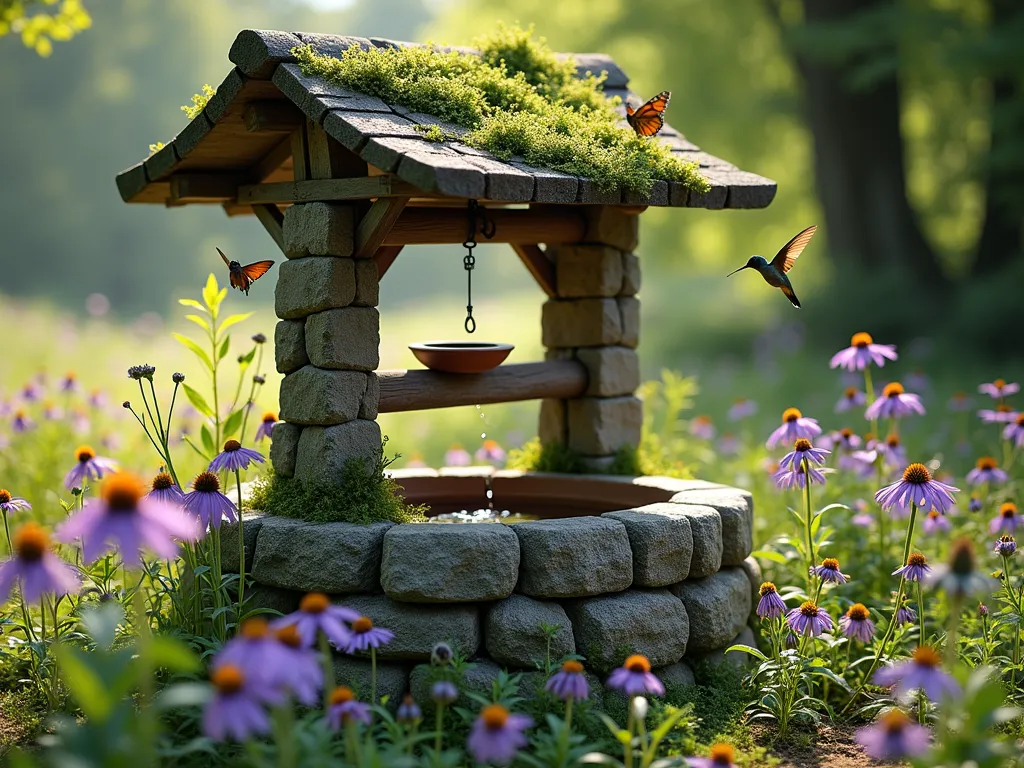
[462, 200, 495, 334]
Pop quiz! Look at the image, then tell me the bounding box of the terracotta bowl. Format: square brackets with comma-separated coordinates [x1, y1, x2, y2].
[409, 341, 514, 374]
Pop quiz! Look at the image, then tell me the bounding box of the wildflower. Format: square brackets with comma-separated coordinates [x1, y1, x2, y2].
[405, 452, 428, 468]
[343, 616, 394, 653]
[60, 372, 78, 393]
[271, 592, 358, 648]
[326, 686, 372, 729]
[829, 332, 898, 371]
[55, 472, 202, 567]
[146, 472, 185, 506]
[63, 445, 119, 490]
[208, 440, 265, 474]
[811, 557, 849, 584]
[874, 645, 959, 703]
[926, 538, 996, 599]
[0, 489, 31, 514]
[431, 680, 458, 704]
[835, 427, 862, 450]
[183, 472, 237, 530]
[774, 462, 827, 489]
[397, 694, 422, 723]
[467, 704, 532, 766]
[905, 370, 929, 392]
[947, 392, 973, 412]
[87, 389, 106, 408]
[875, 463, 958, 516]
[922, 510, 951, 535]
[202, 663, 282, 742]
[127, 364, 156, 381]
[255, 412, 276, 441]
[994, 535, 1016, 558]
[979, 603, 989, 616]
[855, 709, 931, 762]
[835, 387, 867, 413]
[545, 660, 590, 701]
[607, 654, 665, 697]
[875, 434, 907, 469]
[0, 522, 80, 603]
[968, 496, 982, 513]
[687, 744, 738, 768]
[865, 382, 925, 421]
[841, 449, 878, 479]
[766, 407, 822, 449]
[253, 375, 266, 385]
[979, 404, 1018, 423]
[896, 603, 917, 626]
[431, 641, 453, 666]
[990, 502, 1019, 534]
[252, 333, 267, 344]
[1003, 413, 1024, 448]
[727, 398, 757, 421]
[271, 624, 324, 706]
[756, 582, 787, 619]
[786, 601, 833, 637]
[690, 415, 716, 440]
[840, 604, 875, 643]
[42, 402, 63, 420]
[219, 618, 304, 690]
[979, 378, 1019, 399]
[21, 382, 42, 401]
[718, 434, 739, 456]
[893, 553, 931, 582]
[444, 444, 471, 466]
[172, 372, 185, 384]
[780, 438, 830, 470]
[475, 439, 507, 464]
[967, 456, 1008, 487]
[12, 410, 33, 432]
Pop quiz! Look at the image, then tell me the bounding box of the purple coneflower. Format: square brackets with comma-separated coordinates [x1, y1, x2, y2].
[874, 645, 959, 703]
[1003, 413, 1024, 448]
[979, 378, 1020, 399]
[979, 404, 1018, 423]
[70, 409, 90, 435]
[475, 439, 507, 464]
[87, 389, 106, 409]
[926, 538, 995, 599]
[444, 445, 471, 467]
[969, 496, 983, 513]
[811, 557, 849, 584]
[841, 450, 878, 479]
[687, 744, 738, 768]
[467, 704, 532, 766]
[689, 415, 716, 441]
[994, 535, 1017, 558]
[875, 463, 958, 516]
[55, 472, 202, 567]
[60, 372, 79, 394]
[855, 709, 931, 762]
[21, 382, 42, 402]
[607, 654, 665, 697]
[947, 392, 974, 412]
[774, 462, 828, 490]
[922, 510, 951, 535]
[896, 603, 917, 626]
[183, 472, 237, 530]
[219, 618, 306, 691]
[893, 552, 931, 582]
[271, 592, 359, 648]
[835, 387, 867, 413]
[718, 434, 739, 456]
[397, 694, 422, 723]
[835, 428, 862, 451]
[990, 502, 1019, 534]
[766, 408, 822, 449]
[0, 522, 80, 604]
[146, 472, 185, 506]
[967, 456, 1008, 486]
[839, 603, 875, 643]
[405, 452, 428, 469]
[829, 332, 898, 371]
[756, 582, 786, 619]
[202, 663, 282, 742]
[63, 444, 118, 490]
[875, 434, 907, 469]
[255, 412, 277, 442]
[432, 680, 458, 704]
[42, 402, 63, 421]
[327, 686, 372, 729]
[208, 440, 265, 474]
[271, 624, 324, 706]
[0, 489, 31, 515]
[344, 616, 394, 653]
[786, 601, 833, 637]
[728, 398, 758, 421]
[545, 660, 590, 701]
[865, 382, 925, 421]
[11, 410, 33, 433]
[779, 438, 830, 470]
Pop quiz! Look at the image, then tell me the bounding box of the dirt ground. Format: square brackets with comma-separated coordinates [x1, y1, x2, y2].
[753, 724, 894, 768]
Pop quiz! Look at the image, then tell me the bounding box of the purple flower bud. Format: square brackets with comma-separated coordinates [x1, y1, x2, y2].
[172, 372, 185, 383]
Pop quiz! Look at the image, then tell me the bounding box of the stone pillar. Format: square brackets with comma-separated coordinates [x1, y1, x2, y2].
[271, 201, 382, 485]
[539, 207, 642, 471]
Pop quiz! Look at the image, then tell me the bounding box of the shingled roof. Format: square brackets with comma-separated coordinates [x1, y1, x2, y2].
[115, 30, 777, 211]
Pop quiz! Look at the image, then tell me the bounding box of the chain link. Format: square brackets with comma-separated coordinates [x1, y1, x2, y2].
[462, 200, 494, 334]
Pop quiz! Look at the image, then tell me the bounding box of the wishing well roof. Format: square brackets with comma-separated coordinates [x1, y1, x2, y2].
[115, 30, 777, 210]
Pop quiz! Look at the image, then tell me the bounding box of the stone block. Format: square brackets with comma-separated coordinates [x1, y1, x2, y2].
[618, 297, 640, 349]
[671, 568, 751, 653]
[381, 523, 520, 602]
[245, 583, 302, 617]
[275, 257, 356, 320]
[304, 308, 380, 371]
[332, 655, 409, 707]
[360, 372, 380, 420]
[294, 420, 383, 485]
[541, 299, 621, 348]
[279, 366, 367, 425]
[485, 595, 575, 669]
[219, 512, 266, 573]
[620, 252, 641, 296]
[274, 320, 309, 374]
[283, 202, 355, 258]
[583, 206, 638, 251]
[553, 245, 624, 298]
[740, 556, 763, 607]
[538, 398, 567, 444]
[338, 594, 480, 661]
[687, 626, 758, 671]
[656, 661, 695, 691]
[251, 516, 392, 593]
[409, 660, 502, 711]
[354, 258, 380, 307]
[565, 589, 689, 674]
[659, 504, 722, 578]
[602, 506, 693, 587]
[567, 396, 642, 455]
[577, 347, 640, 397]
[269, 422, 301, 477]
[513, 517, 632, 598]
[671, 488, 753, 566]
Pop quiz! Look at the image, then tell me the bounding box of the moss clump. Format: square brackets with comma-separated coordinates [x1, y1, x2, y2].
[413, 124, 456, 143]
[293, 24, 709, 196]
[506, 438, 645, 476]
[247, 445, 427, 525]
[181, 83, 216, 120]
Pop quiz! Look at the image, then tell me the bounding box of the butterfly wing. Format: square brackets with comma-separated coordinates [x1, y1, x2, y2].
[769, 225, 817, 274]
[628, 91, 671, 137]
[241, 260, 274, 283]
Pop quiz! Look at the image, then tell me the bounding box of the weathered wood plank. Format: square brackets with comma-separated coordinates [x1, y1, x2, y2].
[382, 207, 587, 246]
[228, 29, 302, 79]
[378, 360, 588, 413]
[244, 100, 304, 132]
[374, 245, 403, 279]
[307, 121, 366, 180]
[252, 204, 286, 254]
[511, 243, 557, 297]
[253, 136, 294, 182]
[236, 176, 423, 204]
[169, 172, 248, 202]
[291, 124, 310, 182]
[355, 196, 410, 259]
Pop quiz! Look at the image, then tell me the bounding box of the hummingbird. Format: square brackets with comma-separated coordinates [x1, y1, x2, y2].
[726, 225, 817, 308]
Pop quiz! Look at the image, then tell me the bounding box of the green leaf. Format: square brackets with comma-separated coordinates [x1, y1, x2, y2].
[218, 312, 254, 336]
[238, 345, 257, 367]
[173, 333, 213, 371]
[182, 384, 214, 419]
[178, 298, 208, 313]
[751, 549, 787, 564]
[54, 645, 112, 721]
[147, 635, 201, 673]
[222, 407, 245, 440]
[202, 273, 220, 310]
[216, 334, 231, 363]
[185, 314, 210, 332]
[200, 423, 215, 456]
[725, 644, 767, 662]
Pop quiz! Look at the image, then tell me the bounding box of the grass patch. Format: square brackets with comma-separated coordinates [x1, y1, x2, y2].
[247, 442, 427, 525]
[505, 438, 667, 477]
[293, 24, 709, 196]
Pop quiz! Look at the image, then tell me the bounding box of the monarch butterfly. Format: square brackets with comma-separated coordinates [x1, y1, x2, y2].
[625, 90, 671, 138]
[217, 248, 275, 296]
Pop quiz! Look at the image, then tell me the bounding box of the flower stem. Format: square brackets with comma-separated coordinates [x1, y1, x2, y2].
[802, 457, 816, 593]
[370, 647, 377, 707]
[2, 512, 36, 643]
[234, 468, 246, 614]
[132, 571, 157, 768]
[273, 704, 297, 768]
[625, 697, 635, 768]
[319, 633, 335, 710]
[434, 702, 445, 757]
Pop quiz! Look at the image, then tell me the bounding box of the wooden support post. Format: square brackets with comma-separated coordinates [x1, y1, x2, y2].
[374, 245, 403, 279]
[355, 196, 411, 259]
[291, 123, 311, 182]
[244, 101, 304, 132]
[252, 204, 286, 255]
[383, 207, 587, 246]
[377, 360, 588, 413]
[254, 137, 294, 183]
[307, 121, 366, 180]
[511, 243, 557, 297]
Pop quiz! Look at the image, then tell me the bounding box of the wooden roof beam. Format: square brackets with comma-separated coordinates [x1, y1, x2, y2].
[237, 176, 424, 204]
[382, 207, 587, 246]
[244, 100, 305, 132]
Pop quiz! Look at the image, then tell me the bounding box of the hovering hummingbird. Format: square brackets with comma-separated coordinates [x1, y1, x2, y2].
[726, 225, 818, 308]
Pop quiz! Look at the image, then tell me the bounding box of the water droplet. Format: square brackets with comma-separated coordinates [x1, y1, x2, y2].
[486, 489, 493, 499]
[480, 432, 486, 439]
[475, 405, 481, 410]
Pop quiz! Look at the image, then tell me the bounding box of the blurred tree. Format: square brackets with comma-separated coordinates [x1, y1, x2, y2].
[0, 0, 91, 56]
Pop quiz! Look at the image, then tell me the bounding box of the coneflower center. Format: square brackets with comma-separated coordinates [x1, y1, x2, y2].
[1017, 414, 1024, 426]
[222, 439, 241, 452]
[999, 535, 1015, 545]
[907, 553, 928, 567]
[950, 538, 976, 575]
[625, 654, 651, 673]
[927, 510, 941, 520]
[76, 445, 96, 463]
[102, 473, 145, 512]
[330, 686, 355, 705]
[844, 387, 858, 399]
[886, 434, 900, 447]
[240, 618, 270, 639]
[211, 664, 245, 694]
[262, 412, 277, 423]
[300, 592, 331, 613]
[997, 404, 1011, 413]
[562, 660, 584, 674]
[151, 472, 174, 491]
[994, 378, 1006, 389]
[847, 604, 869, 621]
[794, 438, 811, 452]
[902, 463, 931, 484]
[275, 625, 302, 648]
[851, 332, 873, 348]
[976, 456, 998, 470]
[353, 616, 374, 633]
[0, 489, 11, 504]
[782, 407, 802, 423]
[912, 645, 941, 667]
[1001, 502, 1017, 517]
[840, 428, 854, 439]
[710, 744, 736, 764]
[193, 471, 221, 493]
[799, 601, 819, 617]
[759, 582, 777, 596]
[481, 703, 509, 729]
[820, 558, 840, 571]
[14, 522, 48, 561]
[883, 382, 904, 398]
[881, 709, 910, 734]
